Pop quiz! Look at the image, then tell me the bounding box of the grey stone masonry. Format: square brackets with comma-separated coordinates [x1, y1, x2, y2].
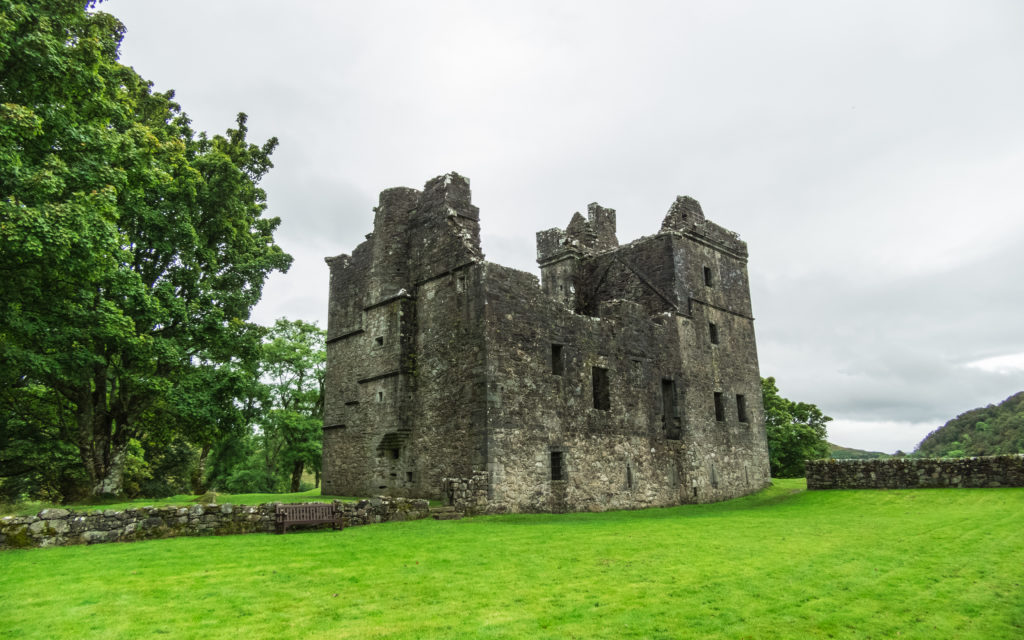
[322, 172, 771, 513]
[806, 455, 1024, 490]
[0, 498, 431, 550]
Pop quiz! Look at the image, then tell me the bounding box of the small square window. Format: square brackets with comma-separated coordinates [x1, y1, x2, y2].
[714, 392, 725, 422]
[709, 322, 719, 345]
[375, 336, 384, 346]
[390, 448, 400, 460]
[551, 344, 564, 376]
[551, 451, 565, 481]
[703, 266, 713, 287]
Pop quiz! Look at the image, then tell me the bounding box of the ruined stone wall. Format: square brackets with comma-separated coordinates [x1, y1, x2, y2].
[0, 498, 431, 550]
[323, 173, 769, 512]
[478, 258, 768, 513]
[806, 455, 1024, 490]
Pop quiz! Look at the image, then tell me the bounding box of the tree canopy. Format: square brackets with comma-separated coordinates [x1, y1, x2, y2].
[0, 0, 292, 499]
[761, 377, 831, 478]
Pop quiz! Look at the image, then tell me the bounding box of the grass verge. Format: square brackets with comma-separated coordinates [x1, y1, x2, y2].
[1, 479, 1021, 639]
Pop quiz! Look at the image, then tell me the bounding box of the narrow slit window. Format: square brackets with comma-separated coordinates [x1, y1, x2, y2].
[551, 344, 564, 376]
[704, 266, 713, 287]
[662, 378, 682, 440]
[736, 394, 748, 423]
[661, 379, 677, 421]
[551, 451, 565, 481]
[592, 367, 610, 411]
[709, 322, 719, 345]
[714, 392, 725, 422]
[377, 391, 384, 402]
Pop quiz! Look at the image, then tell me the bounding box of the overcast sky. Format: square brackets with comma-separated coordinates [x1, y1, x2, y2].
[101, 0, 1024, 453]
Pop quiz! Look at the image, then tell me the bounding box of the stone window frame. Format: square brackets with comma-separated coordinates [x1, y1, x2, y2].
[703, 266, 714, 287]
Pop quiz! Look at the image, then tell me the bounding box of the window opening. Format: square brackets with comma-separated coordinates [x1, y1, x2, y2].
[592, 367, 610, 411]
[709, 322, 719, 345]
[662, 378, 681, 440]
[704, 266, 713, 287]
[390, 448, 400, 460]
[626, 463, 633, 489]
[377, 391, 384, 402]
[375, 336, 384, 346]
[406, 471, 414, 482]
[551, 451, 565, 481]
[736, 394, 748, 423]
[661, 379, 677, 420]
[714, 392, 725, 422]
[551, 344, 564, 376]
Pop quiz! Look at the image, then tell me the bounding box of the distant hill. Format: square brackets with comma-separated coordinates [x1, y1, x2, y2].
[829, 443, 892, 460]
[914, 391, 1024, 458]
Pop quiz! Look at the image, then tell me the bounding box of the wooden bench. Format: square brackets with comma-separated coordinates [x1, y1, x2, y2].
[275, 502, 343, 534]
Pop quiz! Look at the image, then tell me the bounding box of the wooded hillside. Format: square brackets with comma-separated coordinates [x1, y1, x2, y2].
[914, 391, 1024, 458]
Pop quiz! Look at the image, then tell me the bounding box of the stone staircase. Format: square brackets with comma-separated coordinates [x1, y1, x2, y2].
[429, 505, 463, 521]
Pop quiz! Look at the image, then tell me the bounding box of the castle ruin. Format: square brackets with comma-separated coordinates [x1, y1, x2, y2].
[321, 173, 770, 513]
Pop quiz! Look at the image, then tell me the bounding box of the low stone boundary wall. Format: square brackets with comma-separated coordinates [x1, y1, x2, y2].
[0, 496, 430, 550]
[806, 454, 1024, 490]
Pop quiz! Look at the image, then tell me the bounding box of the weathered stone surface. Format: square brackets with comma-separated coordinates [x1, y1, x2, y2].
[807, 455, 1024, 490]
[322, 173, 771, 513]
[0, 497, 434, 550]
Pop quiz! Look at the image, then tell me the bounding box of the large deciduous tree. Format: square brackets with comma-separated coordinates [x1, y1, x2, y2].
[761, 377, 831, 478]
[0, 0, 291, 498]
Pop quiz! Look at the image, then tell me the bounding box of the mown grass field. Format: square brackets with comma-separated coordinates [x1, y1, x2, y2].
[1, 479, 1021, 639]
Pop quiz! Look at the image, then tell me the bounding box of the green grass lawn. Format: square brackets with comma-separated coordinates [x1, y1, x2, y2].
[1, 479, 1022, 639]
[1, 488, 366, 516]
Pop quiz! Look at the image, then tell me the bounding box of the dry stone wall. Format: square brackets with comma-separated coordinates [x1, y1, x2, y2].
[0, 497, 431, 550]
[806, 455, 1024, 490]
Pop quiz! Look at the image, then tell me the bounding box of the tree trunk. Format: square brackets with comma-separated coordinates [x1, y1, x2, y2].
[92, 442, 127, 496]
[192, 443, 212, 494]
[290, 459, 304, 492]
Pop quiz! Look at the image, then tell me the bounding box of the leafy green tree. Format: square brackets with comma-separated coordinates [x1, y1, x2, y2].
[761, 377, 831, 478]
[202, 319, 324, 494]
[257, 318, 325, 492]
[0, 0, 291, 498]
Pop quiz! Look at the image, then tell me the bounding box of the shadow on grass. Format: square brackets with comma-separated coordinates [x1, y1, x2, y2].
[475, 479, 808, 526]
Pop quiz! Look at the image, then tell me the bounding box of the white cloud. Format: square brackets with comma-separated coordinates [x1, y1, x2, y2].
[964, 353, 1024, 375]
